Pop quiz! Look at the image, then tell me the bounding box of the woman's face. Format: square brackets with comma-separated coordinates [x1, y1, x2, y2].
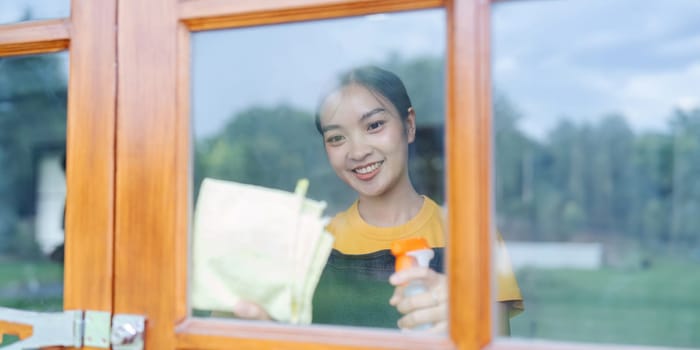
[319, 84, 415, 199]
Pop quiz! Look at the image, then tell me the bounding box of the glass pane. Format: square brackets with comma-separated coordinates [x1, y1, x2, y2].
[0, 53, 67, 321]
[493, 0, 700, 347]
[0, 1, 70, 25]
[190, 10, 448, 331]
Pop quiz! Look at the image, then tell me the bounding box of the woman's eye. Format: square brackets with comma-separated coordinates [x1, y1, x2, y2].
[367, 121, 385, 131]
[326, 135, 344, 144]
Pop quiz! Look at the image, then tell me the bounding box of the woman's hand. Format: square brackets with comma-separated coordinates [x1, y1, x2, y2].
[389, 267, 447, 333]
[231, 300, 272, 321]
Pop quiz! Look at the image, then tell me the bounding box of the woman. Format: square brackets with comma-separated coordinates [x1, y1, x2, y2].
[234, 66, 522, 332]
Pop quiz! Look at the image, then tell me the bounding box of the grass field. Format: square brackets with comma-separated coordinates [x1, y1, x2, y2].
[509, 255, 700, 348]
[1, 255, 699, 348]
[0, 260, 63, 345]
[0, 260, 63, 311]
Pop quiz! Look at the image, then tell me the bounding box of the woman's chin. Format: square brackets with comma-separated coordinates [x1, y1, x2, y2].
[352, 183, 389, 199]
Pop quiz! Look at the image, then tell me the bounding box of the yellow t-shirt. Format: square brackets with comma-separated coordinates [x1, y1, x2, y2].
[328, 196, 445, 254]
[326, 196, 523, 307]
[496, 235, 524, 313]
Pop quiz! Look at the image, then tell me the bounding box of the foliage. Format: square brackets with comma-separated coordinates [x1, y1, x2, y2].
[0, 54, 67, 255]
[195, 55, 446, 213]
[382, 53, 445, 126]
[194, 104, 355, 213]
[493, 89, 700, 246]
[2, 39, 699, 348]
[194, 53, 700, 246]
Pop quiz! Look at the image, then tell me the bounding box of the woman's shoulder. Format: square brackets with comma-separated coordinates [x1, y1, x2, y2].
[421, 196, 447, 222]
[423, 196, 443, 211]
[324, 201, 358, 235]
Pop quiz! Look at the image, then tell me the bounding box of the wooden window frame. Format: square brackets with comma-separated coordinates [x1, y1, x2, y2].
[0, 0, 117, 344]
[0, 0, 660, 350]
[151, 0, 495, 349]
[167, 1, 691, 349]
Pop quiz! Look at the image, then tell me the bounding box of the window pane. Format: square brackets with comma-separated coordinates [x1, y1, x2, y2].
[0, 52, 67, 329]
[0, 1, 70, 25]
[493, 0, 700, 347]
[190, 10, 447, 330]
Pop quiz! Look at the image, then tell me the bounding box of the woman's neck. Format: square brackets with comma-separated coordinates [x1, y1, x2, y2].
[357, 177, 423, 227]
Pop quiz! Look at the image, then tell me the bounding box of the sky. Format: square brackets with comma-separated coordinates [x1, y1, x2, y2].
[492, 0, 700, 139]
[2, 0, 698, 141]
[0, 0, 69, 24]
[191, 9, 446, 139]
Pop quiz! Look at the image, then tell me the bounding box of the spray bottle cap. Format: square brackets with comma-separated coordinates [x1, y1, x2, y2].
[391, 237, 431, 271]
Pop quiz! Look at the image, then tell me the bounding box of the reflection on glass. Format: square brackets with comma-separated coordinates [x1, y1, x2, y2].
[0, 53, 68, 320]
[190, 10, 449, 330]
[0, 1, 70, 25]
[493, 0, 700, 347]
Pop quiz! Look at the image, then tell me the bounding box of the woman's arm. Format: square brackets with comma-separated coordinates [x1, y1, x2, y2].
[210, 301, 273, 320]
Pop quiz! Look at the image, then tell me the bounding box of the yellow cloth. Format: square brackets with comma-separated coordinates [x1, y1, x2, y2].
[191, 178, 333, 324]
[326, 196, 523, 307]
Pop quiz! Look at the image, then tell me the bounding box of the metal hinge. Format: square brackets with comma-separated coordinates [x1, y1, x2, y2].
[0, 307, 145, 350]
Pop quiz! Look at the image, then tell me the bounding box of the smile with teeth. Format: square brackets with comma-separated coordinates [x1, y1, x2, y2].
[353, 161, 383, 174]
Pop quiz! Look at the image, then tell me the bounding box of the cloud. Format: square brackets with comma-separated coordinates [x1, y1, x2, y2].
[492, 0, 700, 139]
[494, 56, 518, 76]
[656, 34, 700, 60]
[192, 9, 445, 139]
[619, 62, 700, 123]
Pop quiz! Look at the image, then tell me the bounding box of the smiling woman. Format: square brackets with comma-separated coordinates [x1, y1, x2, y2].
[317, 69, 418, 204]
[189, 9, 453, 330]
[311, 66, 447, 330]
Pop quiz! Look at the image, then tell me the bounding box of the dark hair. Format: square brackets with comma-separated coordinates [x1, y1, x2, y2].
[314, 66, 413, 134]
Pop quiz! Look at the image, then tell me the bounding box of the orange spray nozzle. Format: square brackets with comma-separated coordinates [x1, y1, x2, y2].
[391, 237, 430, 272]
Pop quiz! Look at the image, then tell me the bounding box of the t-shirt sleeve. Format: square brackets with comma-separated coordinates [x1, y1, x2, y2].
[495, 232, 524, 316]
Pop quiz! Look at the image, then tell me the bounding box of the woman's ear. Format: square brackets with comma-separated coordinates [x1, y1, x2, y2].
[406, 107, 417, 143]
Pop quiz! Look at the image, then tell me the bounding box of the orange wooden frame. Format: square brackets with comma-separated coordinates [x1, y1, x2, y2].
[2, 1, 678, 350]
[114, 0, 493, 348]
[0, 19, 69, 57]
[64, 0, 118, 328]
[0, 2, 117, 350]
[180, 0, 444, 31]
[167, 0, 491, 349]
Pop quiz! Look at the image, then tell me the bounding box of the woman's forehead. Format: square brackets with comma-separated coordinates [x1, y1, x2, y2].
[319, 84, 395, 123]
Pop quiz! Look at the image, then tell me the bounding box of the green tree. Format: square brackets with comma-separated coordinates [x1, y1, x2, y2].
[493, 92, 540, 239]
[631, 132, 673, 244]
[669, 108, 700, 244]
[0, 54, 67, 255]
[383, 53, 444, 126]
[588, 115, 635, 232]
[195, 55, 448, 213]
[382, 54, 446, 203]
[194, 105, 355, 213]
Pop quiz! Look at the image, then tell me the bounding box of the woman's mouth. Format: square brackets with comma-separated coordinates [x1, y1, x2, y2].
[352, 161, 383, 180]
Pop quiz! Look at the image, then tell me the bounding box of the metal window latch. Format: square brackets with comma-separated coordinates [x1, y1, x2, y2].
[0, 307, 82, 350]
[110, 314, 145, 350]
[0, 307, 145, 350]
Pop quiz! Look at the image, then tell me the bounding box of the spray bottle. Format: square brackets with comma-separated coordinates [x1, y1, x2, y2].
[391, 237, 435, 330]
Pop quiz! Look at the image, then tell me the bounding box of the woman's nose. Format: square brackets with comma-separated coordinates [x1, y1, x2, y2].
[348, 138, 372, 161]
